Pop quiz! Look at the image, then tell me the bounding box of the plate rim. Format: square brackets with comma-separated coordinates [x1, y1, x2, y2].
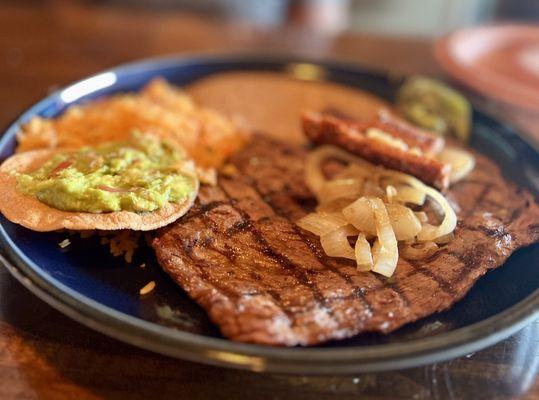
[1, 52, 539, 374]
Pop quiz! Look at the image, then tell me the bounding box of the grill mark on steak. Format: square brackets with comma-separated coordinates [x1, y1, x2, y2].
[230, 149, 415, 313]
[509, 205, 526, 225]
[285, 220, 376, 307]
[181, 200, 233, 223]
[219, 205, 432, 297]
[153, 136, 539, 345]
[226, 219, 252, 235]
[228, 169, 376, 314]
[216, 180, 341, 325]
[234, 176, 418, 308]
[217, 194, 431, 298]
[179, 220, 314, 335]
[175, 237, 247, 301]
[291, 230, 412, 307]
[446, 246, 492, 287]
[179, 196, 310, 325]
[195, 203, 302, 323]
[385, 280, 410, 307]
[464, 182, 494, 218]
[461, 223, 511, 241]
[236, 194, 389, 307]
[404, 256, 456, 296]
[291, 227, 378, 307]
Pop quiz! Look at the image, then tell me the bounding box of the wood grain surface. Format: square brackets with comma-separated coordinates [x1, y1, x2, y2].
[1, 1, 539, 399]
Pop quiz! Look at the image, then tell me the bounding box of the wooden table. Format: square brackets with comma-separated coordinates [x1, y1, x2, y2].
[1, 2, 539, 399]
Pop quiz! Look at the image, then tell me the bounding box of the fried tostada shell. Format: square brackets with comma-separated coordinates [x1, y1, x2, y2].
[0, 149, 199, 232]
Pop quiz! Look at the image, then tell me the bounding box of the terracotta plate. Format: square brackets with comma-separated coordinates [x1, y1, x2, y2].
[436, 25, 539, 112]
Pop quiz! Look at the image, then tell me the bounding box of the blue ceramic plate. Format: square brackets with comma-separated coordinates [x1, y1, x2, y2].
[1, 55, 538, 374]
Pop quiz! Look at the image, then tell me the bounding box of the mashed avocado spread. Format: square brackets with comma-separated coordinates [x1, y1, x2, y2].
[16, 134, 196, 213]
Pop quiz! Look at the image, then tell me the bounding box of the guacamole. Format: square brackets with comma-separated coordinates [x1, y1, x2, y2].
[16, 134, 196, 213]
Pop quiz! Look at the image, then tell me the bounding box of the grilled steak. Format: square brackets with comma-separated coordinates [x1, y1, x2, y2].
[153, 136, 539, 346]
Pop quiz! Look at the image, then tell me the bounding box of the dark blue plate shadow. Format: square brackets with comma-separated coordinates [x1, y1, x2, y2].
[0, 54, 538, 374]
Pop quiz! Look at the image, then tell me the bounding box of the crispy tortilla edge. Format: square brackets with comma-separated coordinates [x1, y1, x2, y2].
[0, 149, 199, 232]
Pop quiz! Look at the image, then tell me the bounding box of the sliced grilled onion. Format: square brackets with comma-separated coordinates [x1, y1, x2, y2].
[386, 203, 422, 241]
[316, 198, 355, 214]
[385, 185, 398, 203]
[355, 233, 373, 271]
[320, 224, 359, 260]
[393, 185, 426, 205]
[342, 197, 376, 236]
[437, 147, 475, 183]
[362, 180, 385, 197]
[299, 144, 465, 277]
[414, 211, 429, 223]
[296, 212, 347, 236]
[378, 170, 457, 241]
[434, 232, 454, 244]
[305, 146, 371, 195]
[318, 178, 363, 204]
[369, 198, 398, 277]
[335, 163, 371, 180]
[415, 188, 457, 241]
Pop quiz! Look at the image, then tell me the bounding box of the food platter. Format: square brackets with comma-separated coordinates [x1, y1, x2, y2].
[1, 55, 538, 374]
